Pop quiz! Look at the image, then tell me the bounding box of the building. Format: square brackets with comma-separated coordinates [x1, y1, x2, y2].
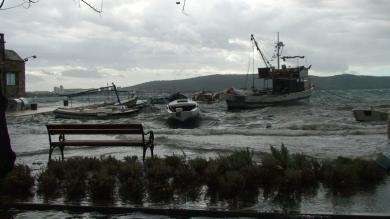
[0, 33, 26, 98]
[53, 85, 64, 95]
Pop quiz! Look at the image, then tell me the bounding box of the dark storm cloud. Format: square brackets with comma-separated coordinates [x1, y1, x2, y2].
[1, 0, 389, 90]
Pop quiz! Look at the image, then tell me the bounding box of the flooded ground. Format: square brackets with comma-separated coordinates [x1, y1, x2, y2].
[4, 89, 390, 217]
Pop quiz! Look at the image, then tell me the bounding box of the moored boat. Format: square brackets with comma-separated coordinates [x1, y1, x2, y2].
[225, 33, 313, 109]
[54, 83, 144, 119]
[167, 99, 200, 122]
[54, 105, 139, 120]
[353, 108, 390, 122]
[192, 91, 217, 103]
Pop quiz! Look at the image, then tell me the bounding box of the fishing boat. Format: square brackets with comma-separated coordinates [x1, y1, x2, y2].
[167, 98, 200, 122]
[353, 107, 390, 122]
[54, 83, 142, 119]
[225, 33, 313, 109]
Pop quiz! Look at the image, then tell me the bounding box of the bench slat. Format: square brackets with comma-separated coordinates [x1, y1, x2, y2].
[48, 129, 143, 135]
[51, 140, 145, 147]
[47, 124, 143, 130]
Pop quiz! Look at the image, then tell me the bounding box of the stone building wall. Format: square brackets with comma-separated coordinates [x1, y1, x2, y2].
[3, 60, 25, 98]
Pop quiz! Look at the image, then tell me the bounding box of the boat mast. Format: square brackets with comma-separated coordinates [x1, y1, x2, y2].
[251, 34, 271, 69]
[112, 83, 122, 105]
[276, 32, 284, 70]
[277, 32, 280, 69]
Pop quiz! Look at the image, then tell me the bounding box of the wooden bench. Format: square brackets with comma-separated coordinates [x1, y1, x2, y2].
[46, 124, 154, 162]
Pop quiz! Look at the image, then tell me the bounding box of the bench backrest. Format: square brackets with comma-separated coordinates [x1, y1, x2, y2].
[46, 124, 144, 135]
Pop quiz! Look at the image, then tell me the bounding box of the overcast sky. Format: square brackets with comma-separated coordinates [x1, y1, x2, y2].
[1, 0, 389, 91]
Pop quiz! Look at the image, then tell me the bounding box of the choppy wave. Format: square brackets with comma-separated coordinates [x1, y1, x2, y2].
[152, 127, 385, 137]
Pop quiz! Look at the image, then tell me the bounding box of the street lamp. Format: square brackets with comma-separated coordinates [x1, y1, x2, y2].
[23, 55, 36, 62]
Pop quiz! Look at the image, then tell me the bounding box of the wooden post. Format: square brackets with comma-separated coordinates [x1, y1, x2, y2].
[388, 119, 390, 140]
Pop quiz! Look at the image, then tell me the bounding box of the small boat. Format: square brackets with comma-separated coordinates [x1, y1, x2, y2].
[118, 95, 138, 107]
[54, 83, 143, 119]
[225, 33, 313, 109]
[54, 105, 139, 120]
[353, 108, 390, 122]
[167, 99, 200, 122]
[192, 91, 217, 103]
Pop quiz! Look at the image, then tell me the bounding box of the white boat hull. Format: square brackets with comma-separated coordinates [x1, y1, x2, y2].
[167, 99, 200, 122]
[226, 87, 313, 109]
[168, 108, 200, 122]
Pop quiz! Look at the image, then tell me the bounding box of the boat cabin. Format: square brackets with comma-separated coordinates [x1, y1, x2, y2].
[258, 65, 310, 94]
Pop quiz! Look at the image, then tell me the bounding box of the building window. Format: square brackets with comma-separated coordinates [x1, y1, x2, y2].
[6, 73, 16, 86]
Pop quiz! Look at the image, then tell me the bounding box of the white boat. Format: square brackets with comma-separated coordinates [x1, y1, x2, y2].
[167, 99, 200, 122]
[353, 108, 390, 122]
[225, 33, 313, 109]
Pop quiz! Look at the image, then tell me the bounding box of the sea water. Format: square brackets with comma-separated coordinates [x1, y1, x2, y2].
[5, 89, 390, 217]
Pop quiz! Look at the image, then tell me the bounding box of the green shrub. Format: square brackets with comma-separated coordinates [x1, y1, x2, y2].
[118, 157, 144, 203]
[37, 170, 60, 197]
[119, 177, 144, 204]
[319, 157, 387, 194]
[144, 157, 174, 202]
[0, 164, 34, 197]
[88, 169, 116, 201]
[189, 157, 208, 177]
[63, 173, 86, 201]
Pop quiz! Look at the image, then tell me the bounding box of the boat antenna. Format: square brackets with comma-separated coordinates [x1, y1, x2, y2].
[251, 34, 271, 69]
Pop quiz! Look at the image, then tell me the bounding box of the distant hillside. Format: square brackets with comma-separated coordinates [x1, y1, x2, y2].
[310, 74, 390, 90]
[126, 74, 390, 92]
[127, 74, 252, 92]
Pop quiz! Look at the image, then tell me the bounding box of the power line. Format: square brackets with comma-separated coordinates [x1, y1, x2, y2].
[80, 0, 103, 14]
[0, 0, 38, 10]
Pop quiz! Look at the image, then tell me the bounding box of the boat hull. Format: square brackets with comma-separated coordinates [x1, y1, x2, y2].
[226, 88, 313, 109]
[54, 107, 139, 120]
[353, 109, 389, 122]
[168, 108, 200, 122]
[166, 99, 200, 122]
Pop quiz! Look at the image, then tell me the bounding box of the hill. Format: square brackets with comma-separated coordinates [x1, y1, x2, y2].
[126, 74, 390, 92]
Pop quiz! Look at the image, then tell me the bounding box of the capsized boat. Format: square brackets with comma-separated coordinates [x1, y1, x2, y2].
[167, 99, 200, 122]
[353, 107, 390, 122]
[225, 33, 313, 109]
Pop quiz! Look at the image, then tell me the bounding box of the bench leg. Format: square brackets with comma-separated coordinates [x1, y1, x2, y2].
[142, 146, 147, 163]
[60, 145, 65, 160]
[48, 145, 54, 162]
[150, 143, 154, 158]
